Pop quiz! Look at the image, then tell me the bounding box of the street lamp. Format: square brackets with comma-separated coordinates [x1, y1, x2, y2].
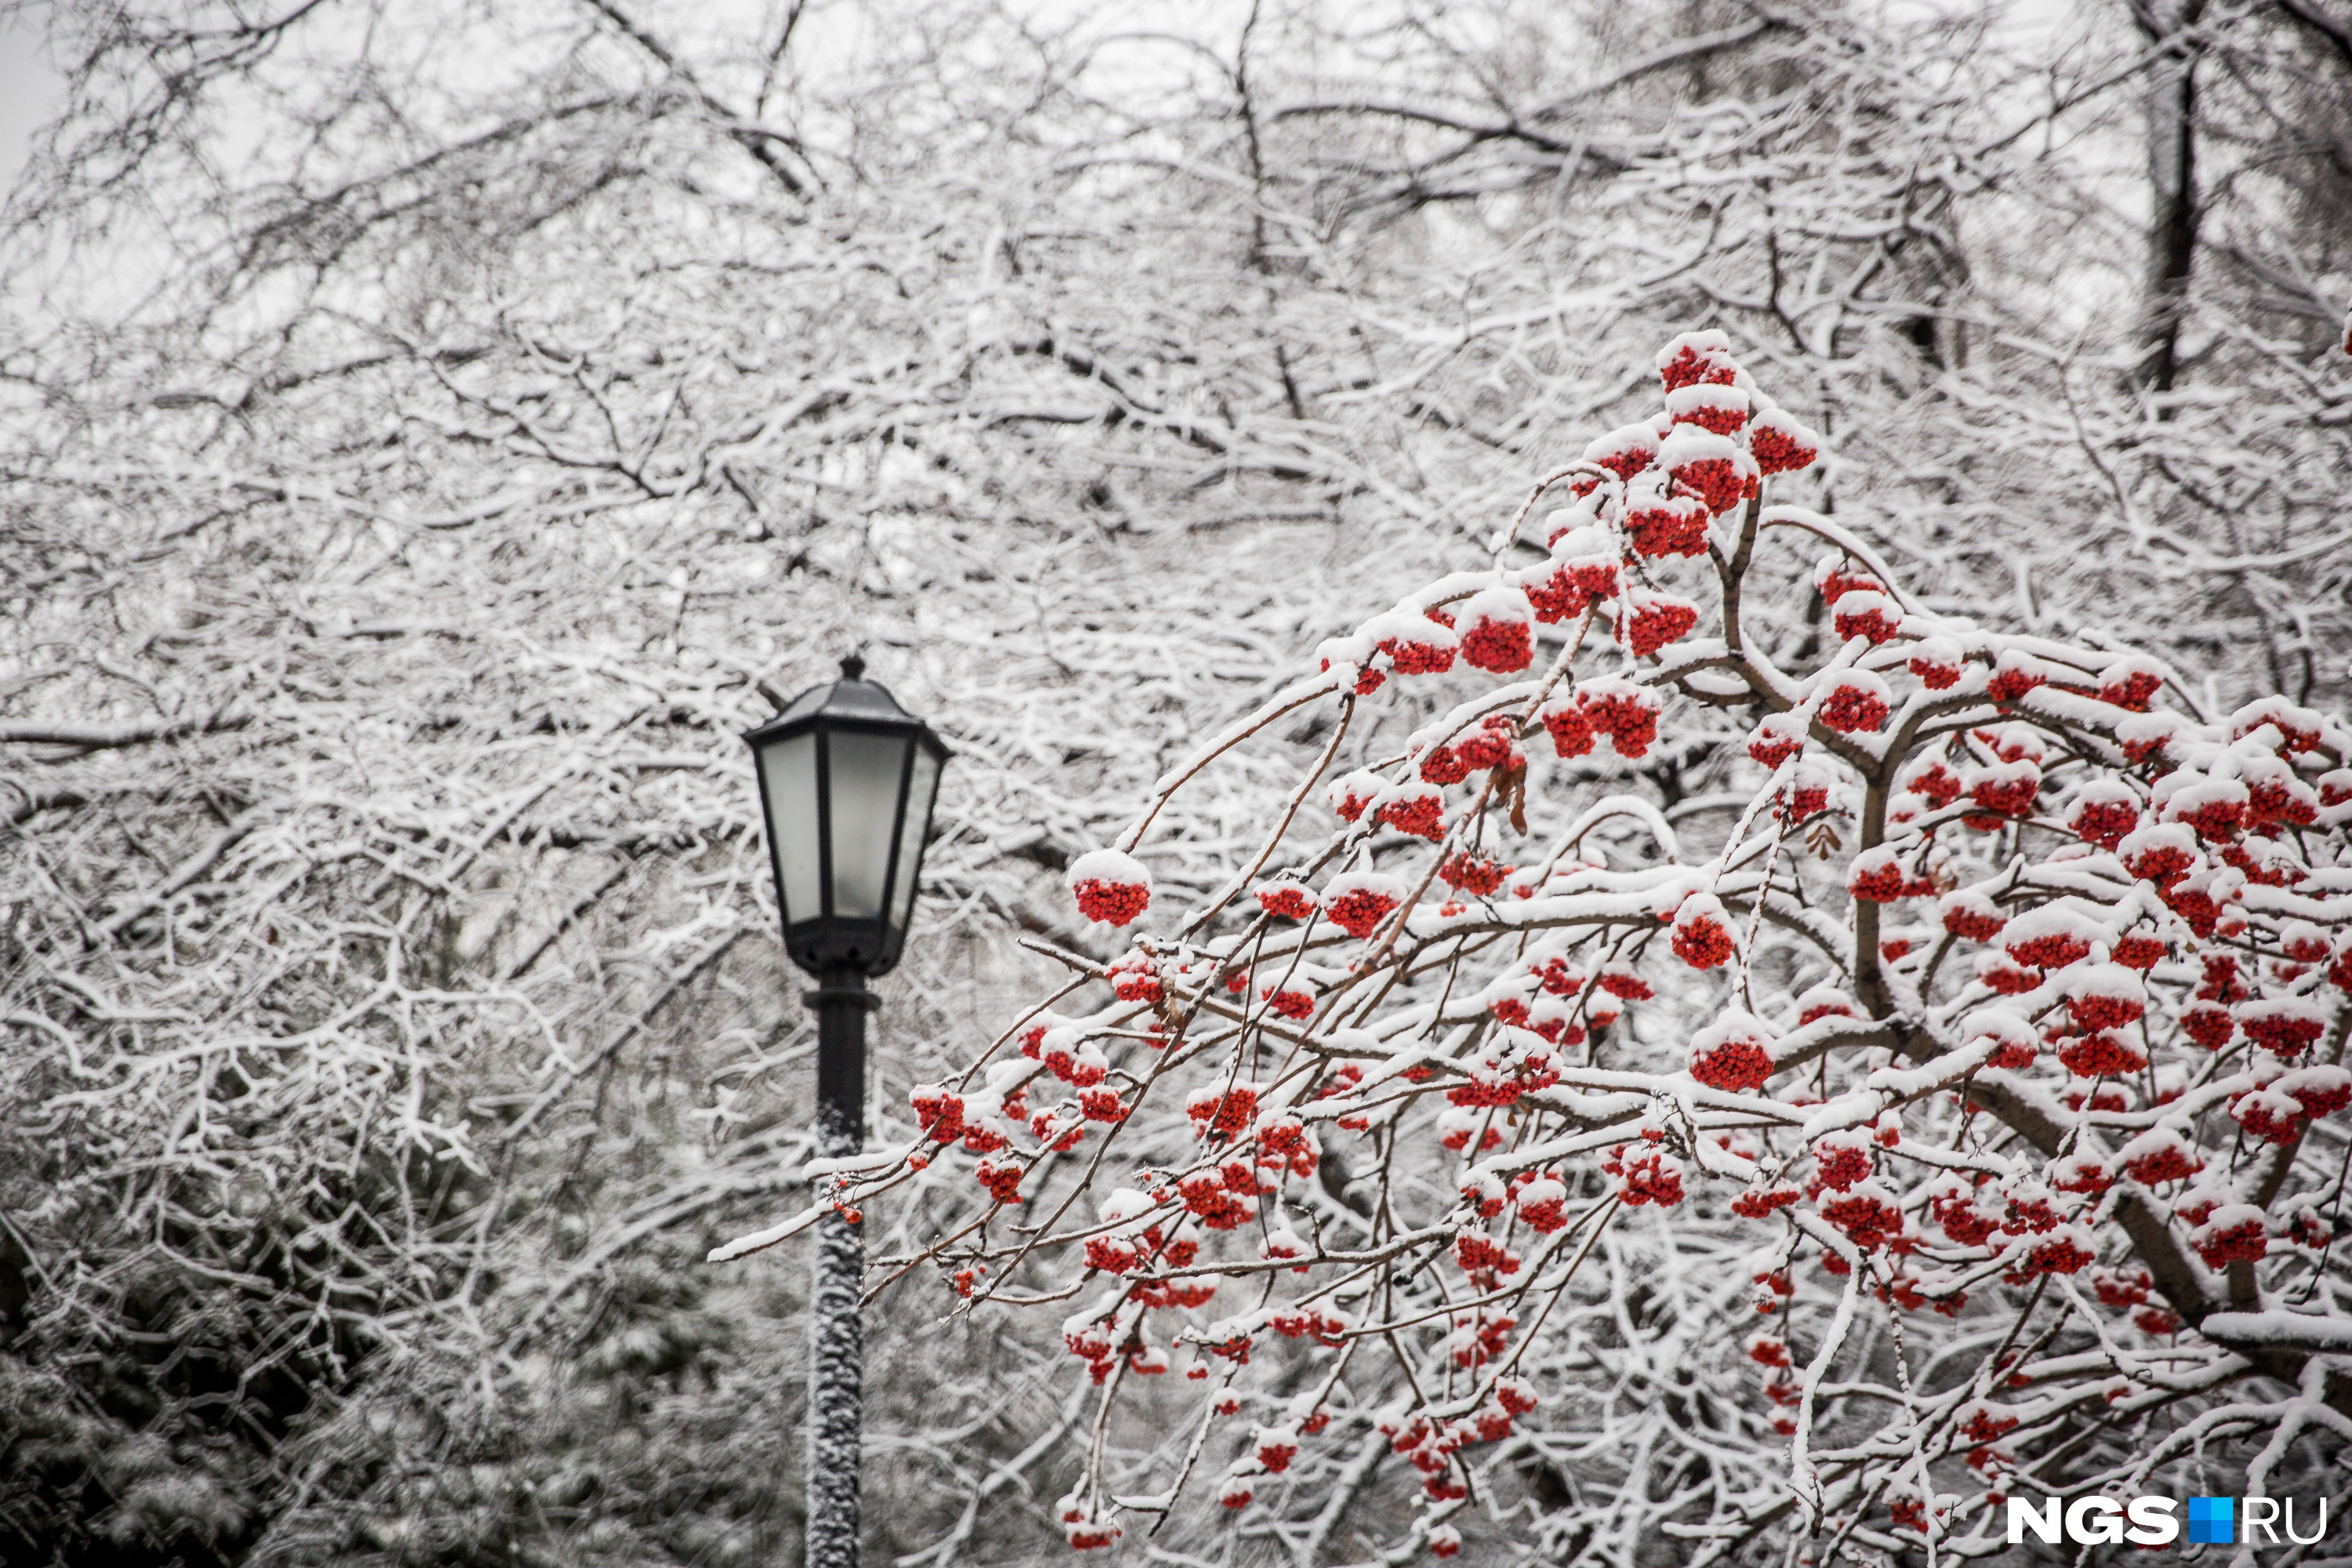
[744, 654, 947, 1568]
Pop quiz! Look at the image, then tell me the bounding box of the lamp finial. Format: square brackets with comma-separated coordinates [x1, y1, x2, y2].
[839, 652, 866, 682]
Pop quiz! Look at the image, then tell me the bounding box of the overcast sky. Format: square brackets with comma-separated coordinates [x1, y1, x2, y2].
[2, 16, 64, 198]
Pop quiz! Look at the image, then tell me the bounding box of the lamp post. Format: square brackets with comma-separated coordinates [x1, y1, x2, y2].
[744, 655, 947, 1568]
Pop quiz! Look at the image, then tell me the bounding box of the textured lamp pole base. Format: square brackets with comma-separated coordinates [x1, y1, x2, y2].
[807, 975, 874, 1568]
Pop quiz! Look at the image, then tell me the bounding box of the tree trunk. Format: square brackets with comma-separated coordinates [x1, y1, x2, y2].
[2135, 0, 2206, 395]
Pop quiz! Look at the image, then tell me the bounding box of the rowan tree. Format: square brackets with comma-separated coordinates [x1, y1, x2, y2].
[771, 328, 2352, 1561]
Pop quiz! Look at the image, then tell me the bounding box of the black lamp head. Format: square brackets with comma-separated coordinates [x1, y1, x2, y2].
[744, 656, 948, 978]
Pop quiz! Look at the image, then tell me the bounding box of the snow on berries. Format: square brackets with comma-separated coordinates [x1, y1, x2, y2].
[1438, 1105, 1501, 1152]
[2000, 905, 2103, 970]
[1518, 558, 1584, 622]
[1105, 946, 1163, 1003]
[1254, 879, 1316, 919]
[1036, 1030, 1109, 1087]
[1456, 586, 1536, 673]
[1907, 635, 1964, 688]
[2230, 694, 2325, 753]
[2117, 1128, 2201, 1187]
[1656, 328, 1740, 391]
[2056, 1028, 2146, 1079]
[1322, 872, 1404, 938]
[1811, 1130, 1875, 1192]
[1259, 1227, 1308, 1273]
[1513, 1174, 1569, 1232]
[1657, 425, 1750, 514]
[1745, 406, 1820, 474]
[1539, 690, 1595, 757]
[1900, 755, 1962, 808]
[2155, 770, 2251, 840]
[2280, 1066, 2352, 1120]
[1687, 1010, 1776, 1091]
[2232, 1084, 2306, 1145]
[1609, 1145, 1684, 1207]
[911, 1083, 967, 1144]
[2098, 655, 2164, 712]
[2063, 964, 2145, 1032]
[2066, 780, 2140, 848]
[1964, 1009, 2040, 1071]
[1068, 847, 1152, 927]
[1175, 1168, 1255, 1228]
[1846, 845, 1909, 903]
[1253, 1425, 1300, 1472]
[1748, 710, 1806, 768]
[1818, 1179, 1904, 1249]
[1452, 713, 1522, 771]
[1581, 422, 1661, 481]
[1796, 985, 1859, 1025]
[1966, 757, 2040, 818]
[2119, 821, 2198, 886]
[1940, 888, 2005, 940]
[1327, 769, 1381, 823]
[1664, 380, 1749, 434]
[2280, 921, 2332, 964]
[1984, 648, 2048, 703]
[2191, 1204, 2269, 1268]
[2240, 752, 2319, 826]
[1931, 1179, 2002, 1246]
[1577, 675, 1662, 757]
[1316, 632, 1388, 695]
[1670, 891, 1737, 969]
[1832, 590, 1900, 646]
[1624, 470, 1712, 557]
[2111, 924, 2166, 970]
[1620, 588, 1700, 657]
[1365, 608, 1458, 675]
[1817, 669, 1892, 734]
[2237, 997, 2325, 1058]
[1061, 1508, 1119, 1551]
[1546, 524, 1621, 600]
[1438, 851, 1508, 895]
[2005, 1223, 2096, 1281]
[1185, 1082, 1260, 1140]
[1377, 782, 1446, 840]
[1813, 556, 1879, 604]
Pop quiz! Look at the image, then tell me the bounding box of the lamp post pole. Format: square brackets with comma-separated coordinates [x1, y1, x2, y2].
[806, 968, 875, 1568]
[740, 654, 946, 1568]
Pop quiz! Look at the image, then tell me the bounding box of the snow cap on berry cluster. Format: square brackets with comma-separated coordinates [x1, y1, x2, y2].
[1656, 328, 1739, 390]
[1068, 848, 1152, 927]
[1321, 870, 1407, 940]
[1687, 1010, 1777, 1091]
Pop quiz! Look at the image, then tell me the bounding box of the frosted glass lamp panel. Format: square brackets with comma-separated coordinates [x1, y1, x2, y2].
[758, 734, 822, 924]
[887, 748, 941, 935]
[826, 731, 911, 921]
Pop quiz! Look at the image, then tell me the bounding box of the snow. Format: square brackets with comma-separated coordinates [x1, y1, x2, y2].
[2199, 1313, 2352, 1352]
[13, 13, 2352, 1559]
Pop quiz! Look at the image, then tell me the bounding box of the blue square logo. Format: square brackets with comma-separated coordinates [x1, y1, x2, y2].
[2187, 1497, 2234, 1544]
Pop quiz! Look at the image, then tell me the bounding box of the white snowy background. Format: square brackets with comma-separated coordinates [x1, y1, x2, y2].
[2, 1, 2348, 1564]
